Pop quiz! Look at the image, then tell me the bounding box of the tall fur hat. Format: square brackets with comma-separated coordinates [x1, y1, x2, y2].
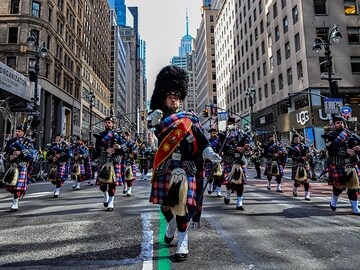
[332, 114, 346, 123]
[150, 65, 188, 111]
[15, 123, 27, 132]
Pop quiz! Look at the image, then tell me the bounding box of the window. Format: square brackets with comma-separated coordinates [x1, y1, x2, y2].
[271, 79, 276, 94]
[261, 41, 265, 55]
[344, 0, 358, 14]
[10, 0, 20, 14]
[256, 47, 260, 60]
[49, 8, 52, 22]
[348, 27, 360, 43]
[283, 17, 288, 33]
[258, 87, 262, 101]
[269, 56, 274, 71]
[259, 0, 263, 14]
[210, 25, 214, 33]
[294, 33, 301, 51]
[297, 60, 303, 79]
[263, 62, 267, 76]
[292, 6, 299, 24]
[287, 68, 293, 85]
[316, 27, 329, 40]
[257, 67, 261, 80]
[281, 0, 287, 9]
[212, 60, 216, 68]
[210, 15, 214, 22]
[273, 2, 278, 18]
[32, 1, 41, 17]
[350, 57, 360, 72]
[6, 57, 16, 69]
[260, 20, 264, 33]
[279, 74, 284, 90]
[276, 49, 281, 65]
[264, 83, 269, 98]
[266, 12, 270, 26]
[8, 27, 18, 43]
[268, 34, 272, 47]
[285, 42, 290, 58]
[275, 26, 280, 41]
[314, 0, 327, 14]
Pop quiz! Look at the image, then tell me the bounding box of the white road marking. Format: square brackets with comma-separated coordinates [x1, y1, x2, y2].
[141, 213, 154, 270]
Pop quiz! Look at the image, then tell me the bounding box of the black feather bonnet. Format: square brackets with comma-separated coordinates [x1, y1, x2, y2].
[150, 65, 188, 111]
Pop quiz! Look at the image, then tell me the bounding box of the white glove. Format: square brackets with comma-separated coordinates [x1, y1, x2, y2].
[147, 109, 163, 126]
[202, 146, 222, 163]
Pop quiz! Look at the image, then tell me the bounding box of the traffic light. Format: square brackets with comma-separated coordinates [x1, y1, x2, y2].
[141, 113, 145, 121]
[285, 97, 291, 107]
[203, 108, 209, 118]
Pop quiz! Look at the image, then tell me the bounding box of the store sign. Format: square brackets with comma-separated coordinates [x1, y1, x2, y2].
[296, 111, 310, 126]
[0, 61, 32, 101]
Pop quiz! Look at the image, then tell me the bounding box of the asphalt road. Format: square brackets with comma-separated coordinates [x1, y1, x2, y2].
[0, 169, 359, 270]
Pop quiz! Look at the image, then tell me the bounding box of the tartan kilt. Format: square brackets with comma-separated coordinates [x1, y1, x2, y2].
[139, 158, 149, 171]
[328, 163, 360, 187]
[203, 160, 223, 178]
[95, 162, 123, 186]
[55, 163, 67, 182]
[85, 157, 93, 180]
[222, 160, 247, 185]
[5, 164, 29, 198]
[150, 159, 197, 207]
[264, 160, 284, 177]
[121, 160, 137, 182]
[72, 163, 85, 175]
[291, 162, 310, 181]
[64, 161, 71, 179]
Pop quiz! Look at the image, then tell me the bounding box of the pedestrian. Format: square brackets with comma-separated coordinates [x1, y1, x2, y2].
[322, 115, 360, 215]
[2, 124, 34, 212]
[138, 142, 150, 181]
[251, 141, 263, 179]
[46, 134, 71, 197]
[147, 65, 221, 261]
[70, 136, 91, 190]
[93, 117, 124, 211]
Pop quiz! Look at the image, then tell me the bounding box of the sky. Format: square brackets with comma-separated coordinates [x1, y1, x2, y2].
[125, 0, 203, 100]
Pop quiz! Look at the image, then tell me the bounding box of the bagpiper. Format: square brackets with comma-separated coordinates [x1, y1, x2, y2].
[147, 65, 221, 261]
[2, 124, 34, 212]
[221, 118, 252, 210]
[322, 115, 360, 215]
[70, 136, 92, 190]
[287, 133, 311, 200]
[262, 134, 287, 192]
[46, 134, 71, 198]
[204, 128, 223, 197]
[138, 142, 151, 181]
[93, 117, 124, 211]
[121, 132, 137, 196]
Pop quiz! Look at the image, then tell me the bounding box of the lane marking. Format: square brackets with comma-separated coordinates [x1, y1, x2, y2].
[141, 213, 154, 270]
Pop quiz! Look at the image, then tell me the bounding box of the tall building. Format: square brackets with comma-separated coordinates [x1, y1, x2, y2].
[194, 5, 219, 126]
[171, 11, 193, 69]
[215, 0, 360, 147]
[108, 0, 127, 26]
[109, 9, 127, 120]
[185, 51, 197, 112]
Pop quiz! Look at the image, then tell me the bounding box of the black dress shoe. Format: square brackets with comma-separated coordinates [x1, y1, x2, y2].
[207, 190, 212, 195]
[351, 211, 360, 216]
[9, 208, 18, 213]
[103, 202, 109, 208]
[164, 235, 174, 244]
[305, 198, 311, 201]
[106, 207, 114, 211]
[330, 203, 336, 211]
[53, 194, 58, 198]
[236, 206, 244, 211]
[277, 189, 284, 193]
[126, 194, 131, 197]
[123, 190, 127, 194]
[293, 191, 298, 197]
[254, 176, 261, 179]
[224, 198, 230, 205]
[174, 253, 188, 262]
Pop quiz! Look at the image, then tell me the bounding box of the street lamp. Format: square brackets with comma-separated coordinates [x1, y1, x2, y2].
[312, 24, 342, 98]
[246, 85, 255, 135]
[27, 30, 48, 148]
[87, 92, 95, 144]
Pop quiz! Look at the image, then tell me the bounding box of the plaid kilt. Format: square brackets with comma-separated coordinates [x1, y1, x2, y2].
[150, 160, 197, 207]
[95, 162, 123, 186]
[85, 157, 93, 180]
[64, 161, 71, 179]
[203, 160, 224, 178]
[264, 160, 284, 177]
[5, 164, 29, 198]
[121, 159, 137, 182]
[291, 161, 310, 181]
[222, 160, 247, 185]
[328, 163, 360, 187]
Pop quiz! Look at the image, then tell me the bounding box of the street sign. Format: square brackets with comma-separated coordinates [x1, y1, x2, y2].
[340, 105, 352, 117]
[347, 116, 357, 122]
[324, 98, 343, 114]
[217, 111, 228, 121]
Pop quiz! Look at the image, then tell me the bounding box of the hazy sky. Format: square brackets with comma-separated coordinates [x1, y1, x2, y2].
[125, 0, 203, 100]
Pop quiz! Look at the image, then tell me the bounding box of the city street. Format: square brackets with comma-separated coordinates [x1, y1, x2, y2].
[1, 169, 360, 270]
